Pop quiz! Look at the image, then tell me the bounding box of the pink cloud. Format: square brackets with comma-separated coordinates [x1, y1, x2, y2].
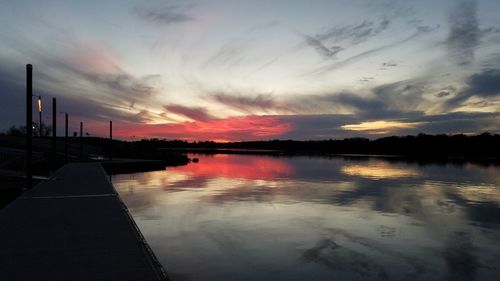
[84, 115, 293, 141]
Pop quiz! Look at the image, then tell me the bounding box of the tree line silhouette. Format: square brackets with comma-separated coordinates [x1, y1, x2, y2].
[122, 133, 500, 159]
[2, 127, 498, 159]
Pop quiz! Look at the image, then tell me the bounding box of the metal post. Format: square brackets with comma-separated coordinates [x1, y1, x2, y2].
[80, 121, 83, 161]
[26, 64, 32, 189]
[38, 96, 42, 137]
[52, 98, 56, 167]
[109, 120, 112, 160]
[65, 113, 68, 163]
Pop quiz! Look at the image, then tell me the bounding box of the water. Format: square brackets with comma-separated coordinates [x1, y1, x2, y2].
[112, 154, 500, 281]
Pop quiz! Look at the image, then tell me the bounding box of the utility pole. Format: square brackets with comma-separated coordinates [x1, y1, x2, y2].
[38, 96, 42, 137]
[26, 64, 32, 189]
[52, 98, 56, 167]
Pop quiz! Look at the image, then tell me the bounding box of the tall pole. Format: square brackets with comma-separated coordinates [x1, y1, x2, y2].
[52, 98, 56, 167]
[65, 113, 68, 163]
[38, 96, 42, 137]
[26, 64, 33, 189]
[80, 121, 83, 161]
[109, 120, 112, 160]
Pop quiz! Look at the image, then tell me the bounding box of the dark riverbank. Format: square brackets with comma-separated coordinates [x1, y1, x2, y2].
[157, 133, 500, 159]
[0, 135, 189, 208]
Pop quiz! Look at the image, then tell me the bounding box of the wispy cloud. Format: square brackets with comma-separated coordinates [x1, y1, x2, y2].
[210, 91, 292, 114]
[0, 33, 166, 130]
[310, 25, 437, 74]
[133, 5, 194, 25]
[317, 19, 391, 44]
[302, 34, 343, 58]
[202, 40, 249, 70]
[300, 18, 390, 59]
[446, 0, 479, 65]
[164, 104, 214, 121]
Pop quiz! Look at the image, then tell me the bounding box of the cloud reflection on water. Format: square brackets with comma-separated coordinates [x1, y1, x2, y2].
[113, 154, 500, 281]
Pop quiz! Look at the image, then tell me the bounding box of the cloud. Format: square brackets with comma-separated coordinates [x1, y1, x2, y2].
[446, 69, 500, 108]
[202, 40, 249, 69]
[435, 86, 456, 98]
[435, 91, 451, 98]
[210, 91, 292, 114]
[108, 115, 294, 141]
[317, 19, 391, 44]
[288, 81, 426, 120]
[300, 19, 390, 60]
[446, 0, 480, 65]
[0, 34, 166, 133]
[302, 34, 343, 58]
[342, 120, 422, 134]
[311, 25, 437, 74]
[164, 104, 214, 121]
[133, 5, 194, 24]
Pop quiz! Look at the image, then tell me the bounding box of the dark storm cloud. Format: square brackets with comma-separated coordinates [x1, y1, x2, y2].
[164, 104, 214, 121]
[446, 69, 500, 108]
[446, 0, 480, 65]
[133, 5, 194, 24]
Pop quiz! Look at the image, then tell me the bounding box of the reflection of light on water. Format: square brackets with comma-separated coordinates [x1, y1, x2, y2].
[454, 184, 500, 204]
[111, 155, 500, 281]
[341, 163, 419, 179]
[171, 154, 294, 180]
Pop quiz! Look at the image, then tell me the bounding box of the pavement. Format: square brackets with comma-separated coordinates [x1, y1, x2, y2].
[0, 162, 168, 281]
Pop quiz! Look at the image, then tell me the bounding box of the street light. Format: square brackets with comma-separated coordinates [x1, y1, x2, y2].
[33, 94, 42, 137]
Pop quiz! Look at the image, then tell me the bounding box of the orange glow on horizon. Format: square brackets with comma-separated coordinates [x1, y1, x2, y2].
[84, 115, 293, 141]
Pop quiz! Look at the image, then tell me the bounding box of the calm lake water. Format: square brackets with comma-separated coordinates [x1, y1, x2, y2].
[112, 154, 500, 281]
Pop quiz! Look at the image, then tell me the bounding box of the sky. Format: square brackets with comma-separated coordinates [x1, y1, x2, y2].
[0, 0, 499, 141]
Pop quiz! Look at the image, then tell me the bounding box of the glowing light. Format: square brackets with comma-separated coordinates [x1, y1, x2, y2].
[37, 96, 42, 113]
[341, 120, 422, 134]
[342, 163, 418, 179]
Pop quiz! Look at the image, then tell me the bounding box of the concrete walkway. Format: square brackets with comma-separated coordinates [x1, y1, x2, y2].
[0, 163, 168, 281]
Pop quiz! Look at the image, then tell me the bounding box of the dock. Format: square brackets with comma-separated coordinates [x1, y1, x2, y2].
[0, 163, 168, 281]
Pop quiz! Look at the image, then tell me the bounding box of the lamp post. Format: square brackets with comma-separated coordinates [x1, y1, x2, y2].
[33, 95, 42, 137]
[26, 64, 32, 189]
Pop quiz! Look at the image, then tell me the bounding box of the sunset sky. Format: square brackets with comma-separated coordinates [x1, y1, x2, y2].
[1, 0, 499, 141]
